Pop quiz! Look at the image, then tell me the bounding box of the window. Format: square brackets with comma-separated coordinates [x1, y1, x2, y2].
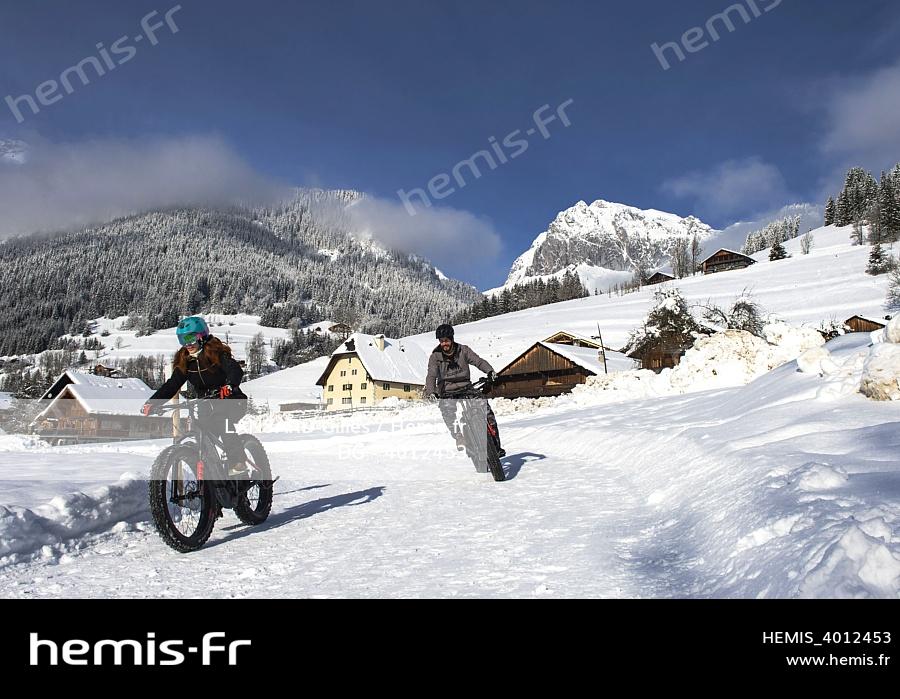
[328, 385, 333, 392]
[403, 384, 411, 392]
[342, 397, 352, 405]
[360, 383, 367, 390]
[327, 398, 333, 405]
[343, 383, 352, 391]
[340, 370, 346, 377]
[383, 383, 390, 391]
[360, 397, 366, 404]
[352, 369, 357, 375]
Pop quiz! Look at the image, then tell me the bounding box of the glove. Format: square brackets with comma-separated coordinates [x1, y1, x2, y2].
[141, 402, 155, 417]
[218, 385, 233, 399]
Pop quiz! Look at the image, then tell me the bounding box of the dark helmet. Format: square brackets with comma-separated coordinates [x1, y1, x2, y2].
[435, 323, 454, 341]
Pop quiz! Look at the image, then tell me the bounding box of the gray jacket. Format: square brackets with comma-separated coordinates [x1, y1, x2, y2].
[425, 343, 494, 397]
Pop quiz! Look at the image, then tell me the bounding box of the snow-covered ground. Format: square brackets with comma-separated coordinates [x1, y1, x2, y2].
[0, 224, 897, 598]
[4, 314, 344, 367]
[1, 324, 897, 598]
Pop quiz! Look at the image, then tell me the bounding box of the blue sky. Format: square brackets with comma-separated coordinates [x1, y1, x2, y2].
[2, 0, 899, 287]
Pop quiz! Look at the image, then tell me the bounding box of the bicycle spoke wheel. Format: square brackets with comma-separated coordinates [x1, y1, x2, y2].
[233, 435, 273, 526]
[149, 444, 215, 552]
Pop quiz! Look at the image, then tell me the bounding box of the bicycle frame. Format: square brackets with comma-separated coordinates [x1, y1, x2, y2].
[156, 399, 256, 508]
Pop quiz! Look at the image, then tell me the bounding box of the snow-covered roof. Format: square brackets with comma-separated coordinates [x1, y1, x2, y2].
[40, 369, 145, 401]
[319, 333, 428, 385]
[537, 342, 632, 375]
[543, 330, 601, 348]
[37, 372, 155, 418]
[0, 392, 13, 410]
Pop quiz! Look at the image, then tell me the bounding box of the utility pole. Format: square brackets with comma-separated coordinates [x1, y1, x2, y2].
[596, 323, 608, 374]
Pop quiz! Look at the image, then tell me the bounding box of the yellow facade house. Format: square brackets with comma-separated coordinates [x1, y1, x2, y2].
[315, 333, 428, 410]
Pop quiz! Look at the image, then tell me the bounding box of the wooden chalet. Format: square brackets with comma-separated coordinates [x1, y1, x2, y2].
[646, 271, 675, 286]
[701, 249, 756, 275]
[844, 315, 892, 333]
[491, 338, 631, 400]
[31, 370, 170, 445]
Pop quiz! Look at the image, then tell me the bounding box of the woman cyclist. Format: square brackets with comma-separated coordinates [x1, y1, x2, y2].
[141, 316, 249, 476]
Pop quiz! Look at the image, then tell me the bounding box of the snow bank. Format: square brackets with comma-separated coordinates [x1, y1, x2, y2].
[860, 344, 900, 401]
[857, 316, 900, 401]
[669, 330, 772, 392]
[492, 324, 831, 416]
[764, 322, 825, 365]
[796, 346, 839, 376]
[799, 526, 900, 598]
[0, 434, 49, 452]
[0, 473, 148, 562]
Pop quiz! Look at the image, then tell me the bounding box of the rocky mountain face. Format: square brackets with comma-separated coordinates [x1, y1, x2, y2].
[505, 199, 717, 287]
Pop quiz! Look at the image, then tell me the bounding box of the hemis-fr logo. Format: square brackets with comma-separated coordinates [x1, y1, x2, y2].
[30, 632, 251, 666]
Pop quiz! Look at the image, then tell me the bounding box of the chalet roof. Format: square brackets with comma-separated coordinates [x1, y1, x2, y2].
[40, 369, 150, 401]
[316, 333, 427, 386]
[36, 371, 156, 418]
[537, 342, 632, 375]
[498, 341, 632, 377]
[542, 330, 602, 349]
[647, 270, 675, 280]
[701, 248, 755, 264]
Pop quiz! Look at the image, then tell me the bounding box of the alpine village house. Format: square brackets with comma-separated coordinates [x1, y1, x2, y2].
[30, 369, 171, 445]
[316, 333, 428, 410]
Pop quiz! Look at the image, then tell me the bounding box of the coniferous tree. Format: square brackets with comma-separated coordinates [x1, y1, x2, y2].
[769, 236, 789, 261]
[887, 267, 900, 311]
[623, 287, 701, 359]
[867, 243, 890, 275]
[824, 197, 836, 226]
[835, 188, 852, 227]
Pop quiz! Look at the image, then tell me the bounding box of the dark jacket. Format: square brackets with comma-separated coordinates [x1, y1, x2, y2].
[425, 342, 494, 397]
[150, 338, 245, 401]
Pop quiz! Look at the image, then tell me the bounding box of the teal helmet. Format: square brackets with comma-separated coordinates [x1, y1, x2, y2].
[176, 316, 210, 347]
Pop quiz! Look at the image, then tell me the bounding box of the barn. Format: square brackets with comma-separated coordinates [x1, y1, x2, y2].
[844, 315, 891, 333]
[491, 335, 631, 399]
[646, 271, 676, 286]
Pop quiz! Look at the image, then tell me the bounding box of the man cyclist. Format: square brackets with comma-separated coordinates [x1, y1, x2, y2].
[425, 323, 505, 458]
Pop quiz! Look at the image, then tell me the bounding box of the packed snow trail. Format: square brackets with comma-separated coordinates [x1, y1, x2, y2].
[0, 421, 655, 598]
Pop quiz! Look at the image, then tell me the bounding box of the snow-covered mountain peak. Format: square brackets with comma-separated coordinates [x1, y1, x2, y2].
[505, 198, 718, 288]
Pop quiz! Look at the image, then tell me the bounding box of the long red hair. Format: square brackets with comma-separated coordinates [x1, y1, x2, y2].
[173, 336, 232, 374]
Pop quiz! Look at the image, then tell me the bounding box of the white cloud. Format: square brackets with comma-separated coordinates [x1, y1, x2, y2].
[661, 157, 792, 223]
[347, 195, 503, 279]
[821, 60, 900, 162]
[0, 134, 289, 237]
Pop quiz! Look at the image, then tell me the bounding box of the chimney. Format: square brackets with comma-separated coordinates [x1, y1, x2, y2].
[374, 334, 385, 351]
